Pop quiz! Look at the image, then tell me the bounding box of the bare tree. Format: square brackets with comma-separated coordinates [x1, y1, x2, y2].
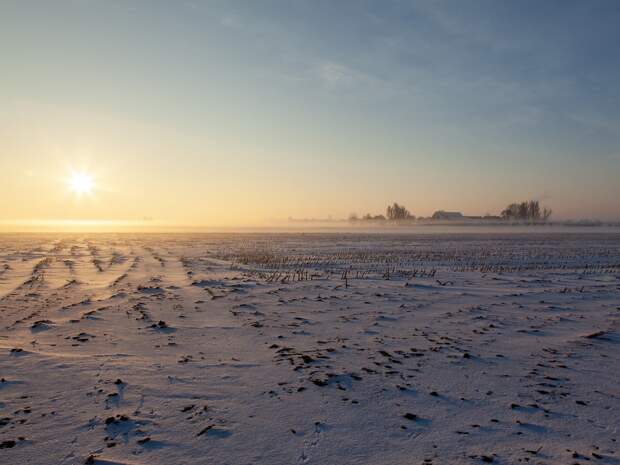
[501, 200, 551, 222]
[501, 203, 520, 220]
[386, 202, 414, 220]
[527, 200, 541, 221]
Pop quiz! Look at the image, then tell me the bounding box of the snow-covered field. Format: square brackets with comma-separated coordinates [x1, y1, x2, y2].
[0, 233, 619, 465]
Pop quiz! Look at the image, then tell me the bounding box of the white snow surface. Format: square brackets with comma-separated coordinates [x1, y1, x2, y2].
[0, 233, 619, 465]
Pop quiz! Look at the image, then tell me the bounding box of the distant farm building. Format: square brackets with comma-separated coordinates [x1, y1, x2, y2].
[432, 211, 464, 220]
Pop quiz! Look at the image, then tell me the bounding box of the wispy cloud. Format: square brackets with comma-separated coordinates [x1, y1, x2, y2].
[317, 62, 356, 86]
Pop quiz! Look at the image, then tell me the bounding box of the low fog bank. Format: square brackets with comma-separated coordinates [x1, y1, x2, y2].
[2, 219, 620, 235]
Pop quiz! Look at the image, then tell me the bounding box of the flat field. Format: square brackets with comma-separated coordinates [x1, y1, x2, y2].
[0, 233, 619, 465]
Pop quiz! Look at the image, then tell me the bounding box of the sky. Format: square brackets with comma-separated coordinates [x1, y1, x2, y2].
[1, 0, 619, 230]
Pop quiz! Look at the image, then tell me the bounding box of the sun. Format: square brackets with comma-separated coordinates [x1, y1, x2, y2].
[69, 171, 94, 195]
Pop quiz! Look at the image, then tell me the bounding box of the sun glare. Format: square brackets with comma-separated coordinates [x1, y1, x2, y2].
[69, 171, 94, 195]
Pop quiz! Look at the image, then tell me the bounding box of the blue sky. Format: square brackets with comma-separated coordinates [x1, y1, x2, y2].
[1, 0, 619, 225]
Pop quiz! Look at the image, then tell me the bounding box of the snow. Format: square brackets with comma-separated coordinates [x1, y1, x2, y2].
[0, 233, 619, 465]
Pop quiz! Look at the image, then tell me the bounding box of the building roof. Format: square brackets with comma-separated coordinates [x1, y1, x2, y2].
[432, 210, 464, 219]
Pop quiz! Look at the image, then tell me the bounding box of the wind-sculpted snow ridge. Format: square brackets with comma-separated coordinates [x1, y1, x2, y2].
[0, 233, 619, 465]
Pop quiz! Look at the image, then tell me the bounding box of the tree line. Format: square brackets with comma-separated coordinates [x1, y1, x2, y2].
[349, 202, 415, 222]
[349, 200, 552, 223]
[501, 200, 552, 222]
